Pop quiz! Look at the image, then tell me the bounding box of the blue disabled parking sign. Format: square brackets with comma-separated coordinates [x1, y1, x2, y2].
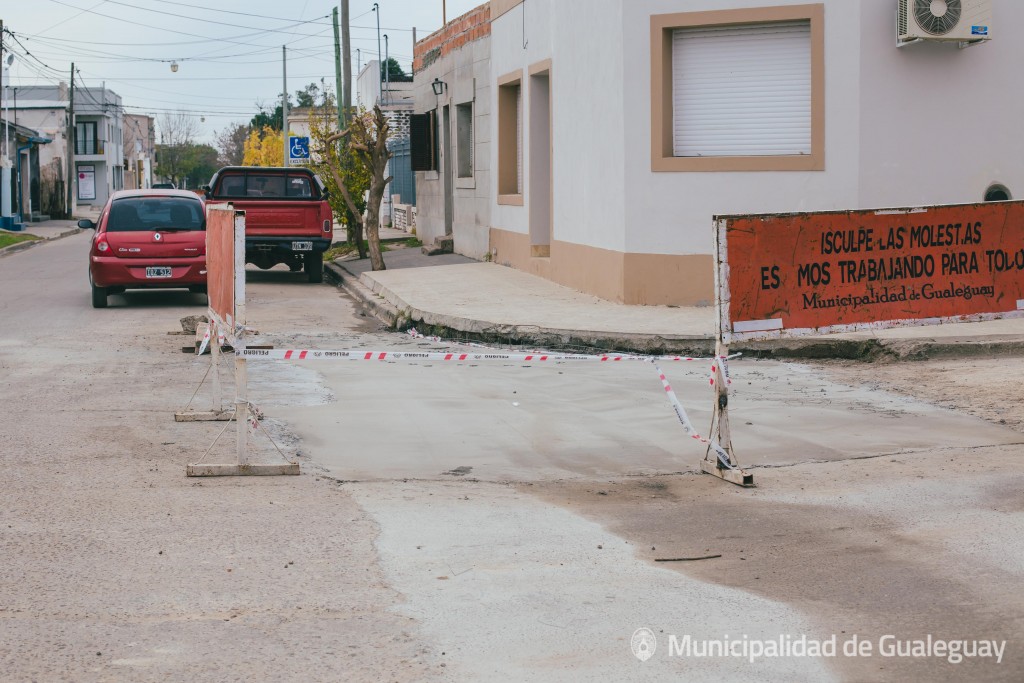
[289, 136, 310, 161]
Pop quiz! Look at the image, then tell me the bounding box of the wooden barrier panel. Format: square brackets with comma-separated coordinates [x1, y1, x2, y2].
[206, 205, 236, 333]
[717, 201, 1024, 341]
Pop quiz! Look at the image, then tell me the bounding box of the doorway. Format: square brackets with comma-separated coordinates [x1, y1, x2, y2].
[442, 105, 454, 236]
[529, 69, 551, 257]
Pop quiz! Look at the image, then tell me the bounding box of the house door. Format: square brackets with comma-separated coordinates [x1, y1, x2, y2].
[529, 70, 551, 256]
[442, 105, 454, 236]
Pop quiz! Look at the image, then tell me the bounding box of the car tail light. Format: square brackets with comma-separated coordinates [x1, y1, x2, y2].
[323, 219, 331, 233]
[95, 239, 110, 253]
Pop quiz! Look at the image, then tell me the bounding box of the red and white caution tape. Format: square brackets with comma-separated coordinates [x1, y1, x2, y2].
[237, 348, 740, 363]
[240, 348, 665, 362]
[196, 326, 212, 356]
[406, 328, 732, 362]
[196, 326, 229, 357]
[653, 362, 736, 470]
[235, 333, 740, 470]
[709, 359, 733, 388]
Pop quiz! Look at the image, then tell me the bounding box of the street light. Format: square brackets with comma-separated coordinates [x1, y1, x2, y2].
[170, 61, 179, 73]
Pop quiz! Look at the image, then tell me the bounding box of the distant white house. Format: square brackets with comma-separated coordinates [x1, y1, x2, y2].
[415, 0, 1023, 307]
[123, 114, 155, 190]
[12, 83, 124, 214]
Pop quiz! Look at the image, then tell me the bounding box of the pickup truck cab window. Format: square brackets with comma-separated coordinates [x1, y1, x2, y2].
[211, 170, 322, 201]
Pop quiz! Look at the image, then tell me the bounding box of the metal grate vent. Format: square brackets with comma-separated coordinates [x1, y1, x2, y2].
[913, 0, 962, 35]
[898, 0, 909, 35]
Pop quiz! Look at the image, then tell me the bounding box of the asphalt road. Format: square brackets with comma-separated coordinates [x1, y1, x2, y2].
[2, 232, 1022, 682]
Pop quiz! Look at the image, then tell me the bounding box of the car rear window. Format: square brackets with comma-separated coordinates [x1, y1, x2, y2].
[107, 197, 205, 232]
[214, 172, 321, 199]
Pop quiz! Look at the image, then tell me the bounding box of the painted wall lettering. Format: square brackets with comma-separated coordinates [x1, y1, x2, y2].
[718, 201, 1024, 339]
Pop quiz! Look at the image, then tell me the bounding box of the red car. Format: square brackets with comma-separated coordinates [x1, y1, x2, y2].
[83, 189, 208, 308]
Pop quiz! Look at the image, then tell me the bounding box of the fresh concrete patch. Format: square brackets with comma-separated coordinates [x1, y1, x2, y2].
[262, 354, 1022, 482]
[348, 479, 835, 682]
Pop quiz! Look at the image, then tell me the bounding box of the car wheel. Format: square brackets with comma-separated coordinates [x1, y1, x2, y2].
[306, 251, 324, 283]
[91, 281, 108, 308]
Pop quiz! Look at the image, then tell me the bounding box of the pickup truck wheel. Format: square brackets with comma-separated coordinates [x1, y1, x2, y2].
[91, 281, 108, 309]
[306, 252, 324, 283]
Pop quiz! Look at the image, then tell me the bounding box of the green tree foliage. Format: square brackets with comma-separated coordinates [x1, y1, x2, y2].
[320, 106, 392, 271]
[249, 94, 292, 131]
[295, 82, 323, 108]
[382, 57, 412, 83]
[308, 92, 372, 259]
[181, 144, 220, 189]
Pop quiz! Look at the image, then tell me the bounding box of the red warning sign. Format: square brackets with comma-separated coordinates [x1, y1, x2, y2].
[717, 201, 1024, 340]
[206, 206, 236, 330]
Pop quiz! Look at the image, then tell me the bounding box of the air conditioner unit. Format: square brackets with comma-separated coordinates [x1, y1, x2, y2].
[897, 0, 992, 44]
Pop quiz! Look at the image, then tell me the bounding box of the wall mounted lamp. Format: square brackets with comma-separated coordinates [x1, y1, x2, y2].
[431, 78, 446, 96]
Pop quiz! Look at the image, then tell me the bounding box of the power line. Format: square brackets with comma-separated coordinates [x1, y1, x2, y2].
[48, 0, 333, 36]
[37, 0, 110, 36]
[44, 0, 332, 50]
[3, 28, 68, 79]
[130, 0, 340, 25]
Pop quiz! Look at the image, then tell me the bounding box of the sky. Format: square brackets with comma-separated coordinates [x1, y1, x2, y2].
[1, 0, 483, 144]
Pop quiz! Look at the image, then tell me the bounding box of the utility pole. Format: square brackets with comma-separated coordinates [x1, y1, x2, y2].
[383, 34, 389, 106]
[341, 0, 352, 127]
[66, 62, 75, 218]
[0, 18, 9, 228]
[373, 3, 381, 104]
[332, 6, 343, 130]
[282, 46, 289, 168]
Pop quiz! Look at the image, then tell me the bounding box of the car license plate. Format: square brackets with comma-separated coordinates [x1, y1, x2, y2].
[146, 266, 173, 278]
[292, 241, 313, 251]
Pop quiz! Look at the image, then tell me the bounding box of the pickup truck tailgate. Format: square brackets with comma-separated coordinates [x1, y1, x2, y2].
[233, 200, 324, 238]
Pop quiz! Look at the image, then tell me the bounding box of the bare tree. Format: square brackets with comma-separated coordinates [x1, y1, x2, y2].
[157, 111, 199, 148]
[155, 111, 200, 186]
[215, 123, 249, 167]
[323, 105, 392, 271]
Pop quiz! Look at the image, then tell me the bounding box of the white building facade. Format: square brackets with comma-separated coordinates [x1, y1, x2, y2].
[410, 4, 492, 258]
[486, 0, 1023, 306]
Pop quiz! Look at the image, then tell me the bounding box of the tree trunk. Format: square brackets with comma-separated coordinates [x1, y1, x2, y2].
[364, 186, 386, 271]
[345, 209, 366, 259]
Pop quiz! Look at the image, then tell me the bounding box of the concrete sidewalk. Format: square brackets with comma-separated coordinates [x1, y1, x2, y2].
[0, 218, 85, 257]
[327, 244, 1024, 358]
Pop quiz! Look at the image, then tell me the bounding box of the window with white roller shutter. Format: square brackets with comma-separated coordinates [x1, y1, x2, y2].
[672, 21, 811, 158]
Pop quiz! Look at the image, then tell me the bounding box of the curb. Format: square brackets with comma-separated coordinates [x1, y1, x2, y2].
[325, 261, 403, 328]
[326, 259, 1024, 361]
[0, 227, 83, 258]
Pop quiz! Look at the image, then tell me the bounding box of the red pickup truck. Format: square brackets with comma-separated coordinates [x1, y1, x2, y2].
[205, 166, 334, 282]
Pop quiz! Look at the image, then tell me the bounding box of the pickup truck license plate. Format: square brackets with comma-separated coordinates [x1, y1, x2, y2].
[146, 266, 173, 278]
[292, 241, 313, 251]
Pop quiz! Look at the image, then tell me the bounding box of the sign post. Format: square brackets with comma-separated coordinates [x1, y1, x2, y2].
[185, 205, 299, 476]
[703, 224, 754, 487]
